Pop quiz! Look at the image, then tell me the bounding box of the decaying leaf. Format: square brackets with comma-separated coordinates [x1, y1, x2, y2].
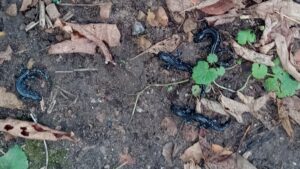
[181, 124, 198, 142]
[275, 34, 300, 82]
[184, 160, 201, 169]
[199, 98, 229, 116]
[0, 87, 25, 110]
[131, 34, 181, 59]
[0, 46, 12, 64]
[161, 117, 178, 136]
[183, 18, 197, 33]
[48, 38, 97, 55]
[231, 40, 274, 66]
[211, 144, 233, 156]
[281, 96, 300, 126]
[20, 0, 32, 11]
[259, 42, 275, 54]
[0, 118, 75, 141]
[162, 142, 174, 165]
[206, 153, 257, 169]
[146, 7, 169, 27]
[166, 0, 198, 13]
[180, 142, 203, 164]
[205, 10, 238, 26]
[51, 19, 121, 65]
[200, 0, 234, 15]
[277, 99, 294, 137]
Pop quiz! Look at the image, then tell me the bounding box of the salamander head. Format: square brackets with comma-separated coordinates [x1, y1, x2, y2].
[170, 104, 193, 118]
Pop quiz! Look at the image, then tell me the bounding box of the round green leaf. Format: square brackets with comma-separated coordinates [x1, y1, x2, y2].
[207, 53, 218, 64]
[252, 63, 268, 79]
[0, 145, 28, 169]
[191, 85, 201, 97]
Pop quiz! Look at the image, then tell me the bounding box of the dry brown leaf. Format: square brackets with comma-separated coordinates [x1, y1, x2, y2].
[277, 99, 294, 137]
[137, 37, 152, 51]
[275, 34, 300, 82]
[259, 15, 278, 45]
[0, 118, 75, 141]
[281, 96, 300, 126]
[199, 98, 229, 116]
[231, 40, 274, 66]
[0, 87, 25, 110]
[184, 161, 201, 169]
[180, 142, 203, 163]
[146, 10, 158, 27]
[183, 18, 197, 33]
[0, 46, 12, 64]
[206, 153, 257, 169]
[161, 117, 178, 136]
[166, 0, 199, 13]
[48, 38, 97, 55]
[20, 0, 32, 11]
[200, 0, 234, 15]
[211, 144, 233, 156]
[162, 142, 174, 165]
[205, 9, 238, 26]
[99, 2, 112, 20]
[53, 19, 121, 65]
[292, 49, 300, 66]
[182, 124, 198, 142]
[220, 95, 249, 123]
[119, 149, 136, 165]
[259, 42, 275, 54]
[156, 7, 169, 27]
[132, 34, 181, 59]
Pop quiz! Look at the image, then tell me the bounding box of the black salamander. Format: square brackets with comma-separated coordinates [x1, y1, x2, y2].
[171, 104, 230, 131]
[158, 51, 193, 73]
[16, 68, 49, 101]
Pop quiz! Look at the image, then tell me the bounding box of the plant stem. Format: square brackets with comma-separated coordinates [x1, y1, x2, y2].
[213, 74, 252, 93]
[237, 74, 252, 92]
[128, 79, 190, 125]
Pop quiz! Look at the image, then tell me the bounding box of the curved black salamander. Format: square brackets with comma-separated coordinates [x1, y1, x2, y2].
[16, 68, 49, 101]
[158, 51, 193, 73]
[171, 104, 230, 131]
[193, 27, 221, 54]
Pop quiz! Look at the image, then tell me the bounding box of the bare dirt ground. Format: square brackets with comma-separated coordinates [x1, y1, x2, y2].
[1, 0, 300, 169]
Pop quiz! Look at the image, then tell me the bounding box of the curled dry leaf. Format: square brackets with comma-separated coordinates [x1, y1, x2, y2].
[131, 34, 181, 60]
[275, 34, 300, 82]
[146, 7, 169, 27]
[281, 96, 300, 126]
[231, 40, 274, 66]
[51, 19, 121, 65]
[180, 142, 203, 164]
[0, 87, 25, 110]
[0, 118, 75, 141]
[137, 36, 152, 51]
[161, 117, 178, 136]
[162, 142, 174, 165]
[200, 0, 234, 15]
[183, 18, 197, 33]
[205, 11, 238, 26]
[211, 144, 233, 156]
[259, 42, 275, 54]
[199, 98, 228, 116]
[0, 46, 12, 64]
[277, 99, 294, 137]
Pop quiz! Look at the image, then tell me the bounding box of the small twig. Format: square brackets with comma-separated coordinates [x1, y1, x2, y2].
[237, 74, 252, 92]
[25, 21, 39, 32]
[213, 74, 252, 93]
[128, 79, 190, 125]
[275, 11, 300, 25]
[114, 161, 128, 169]
[62, 11, 74, 21]
[45, 14, 53, 28]
[55, 68, 98, 74]
[47, 89, 58, 114]
[55, 86, 76, 98]
[30, 113, 49, 169]
[225, 64, 238, 71]
[58, 3, 105, 7]
[213, 81, 236, 93]
[39, 0, 46, 28]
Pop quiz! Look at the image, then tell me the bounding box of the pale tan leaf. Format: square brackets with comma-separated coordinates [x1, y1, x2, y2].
[220, 95, 249, 123]
[131, 34, 181, 60]
[180, 142, 203, 163]
[0, 87, 25, 110]
[146, 10, 159, 27]
[277, 99, 294, 137]
[231, 40, 274, 66]
[166, 0, 199, 13]
[20, 0, 32, 11]
[0, 46, 12, 64]
[156, 7, 169, 27]
[162, 142, 174, 165]
[259, 15, 278, 46]
[137, 37, 152, 51]
[48, 38, 97, 55]
[119, 148, 136, 165]
[181, 124, 198, 142]
[161, 117, 178, 136]
[99, 2, 112, 20]
[205, 10, 238, 26]
[200, 0, 234, 15]
[199, 98, 229, 116]
[183, 18, 197, 33]
[275, 33, 300, 82]
[211, 144, 233, 156]
[281, 96, 300, 126]
[206, 153, 257, 169]
[259, 42, 275, 54]
[0, 118, 75, 141]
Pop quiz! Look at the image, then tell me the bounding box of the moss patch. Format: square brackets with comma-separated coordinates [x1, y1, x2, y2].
[23, 141, 69, 169]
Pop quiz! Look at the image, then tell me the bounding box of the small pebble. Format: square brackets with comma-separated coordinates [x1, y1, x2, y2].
[5, 4, 17, 16]
[132, 21, 145, 35]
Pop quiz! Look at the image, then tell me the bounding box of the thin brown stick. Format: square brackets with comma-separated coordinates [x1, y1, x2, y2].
[58, 3, 106, 7]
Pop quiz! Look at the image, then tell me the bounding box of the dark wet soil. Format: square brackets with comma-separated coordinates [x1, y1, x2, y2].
[1, 0, 300, 169]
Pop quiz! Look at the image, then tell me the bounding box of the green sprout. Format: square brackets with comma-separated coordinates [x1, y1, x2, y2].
[237, 29, 256, 45]
[0, 145, 28, 169]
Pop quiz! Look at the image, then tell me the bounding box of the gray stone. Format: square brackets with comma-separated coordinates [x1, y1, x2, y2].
[132, 21, 145, 35]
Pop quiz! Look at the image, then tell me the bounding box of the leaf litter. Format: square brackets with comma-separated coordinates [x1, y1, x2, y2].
[0, 87, 25, 110]
[0, 46, 12, 64]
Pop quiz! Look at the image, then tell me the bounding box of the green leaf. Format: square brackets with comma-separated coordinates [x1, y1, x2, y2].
[207, 53, 218, 64]
[191, 85, 201, 97]
[236, 29, 256, 45]
[192, 61, 224, 85]
[264, 78, 280, 93]
[252, 63, 268, 79]
[0, 145, 28, 169]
